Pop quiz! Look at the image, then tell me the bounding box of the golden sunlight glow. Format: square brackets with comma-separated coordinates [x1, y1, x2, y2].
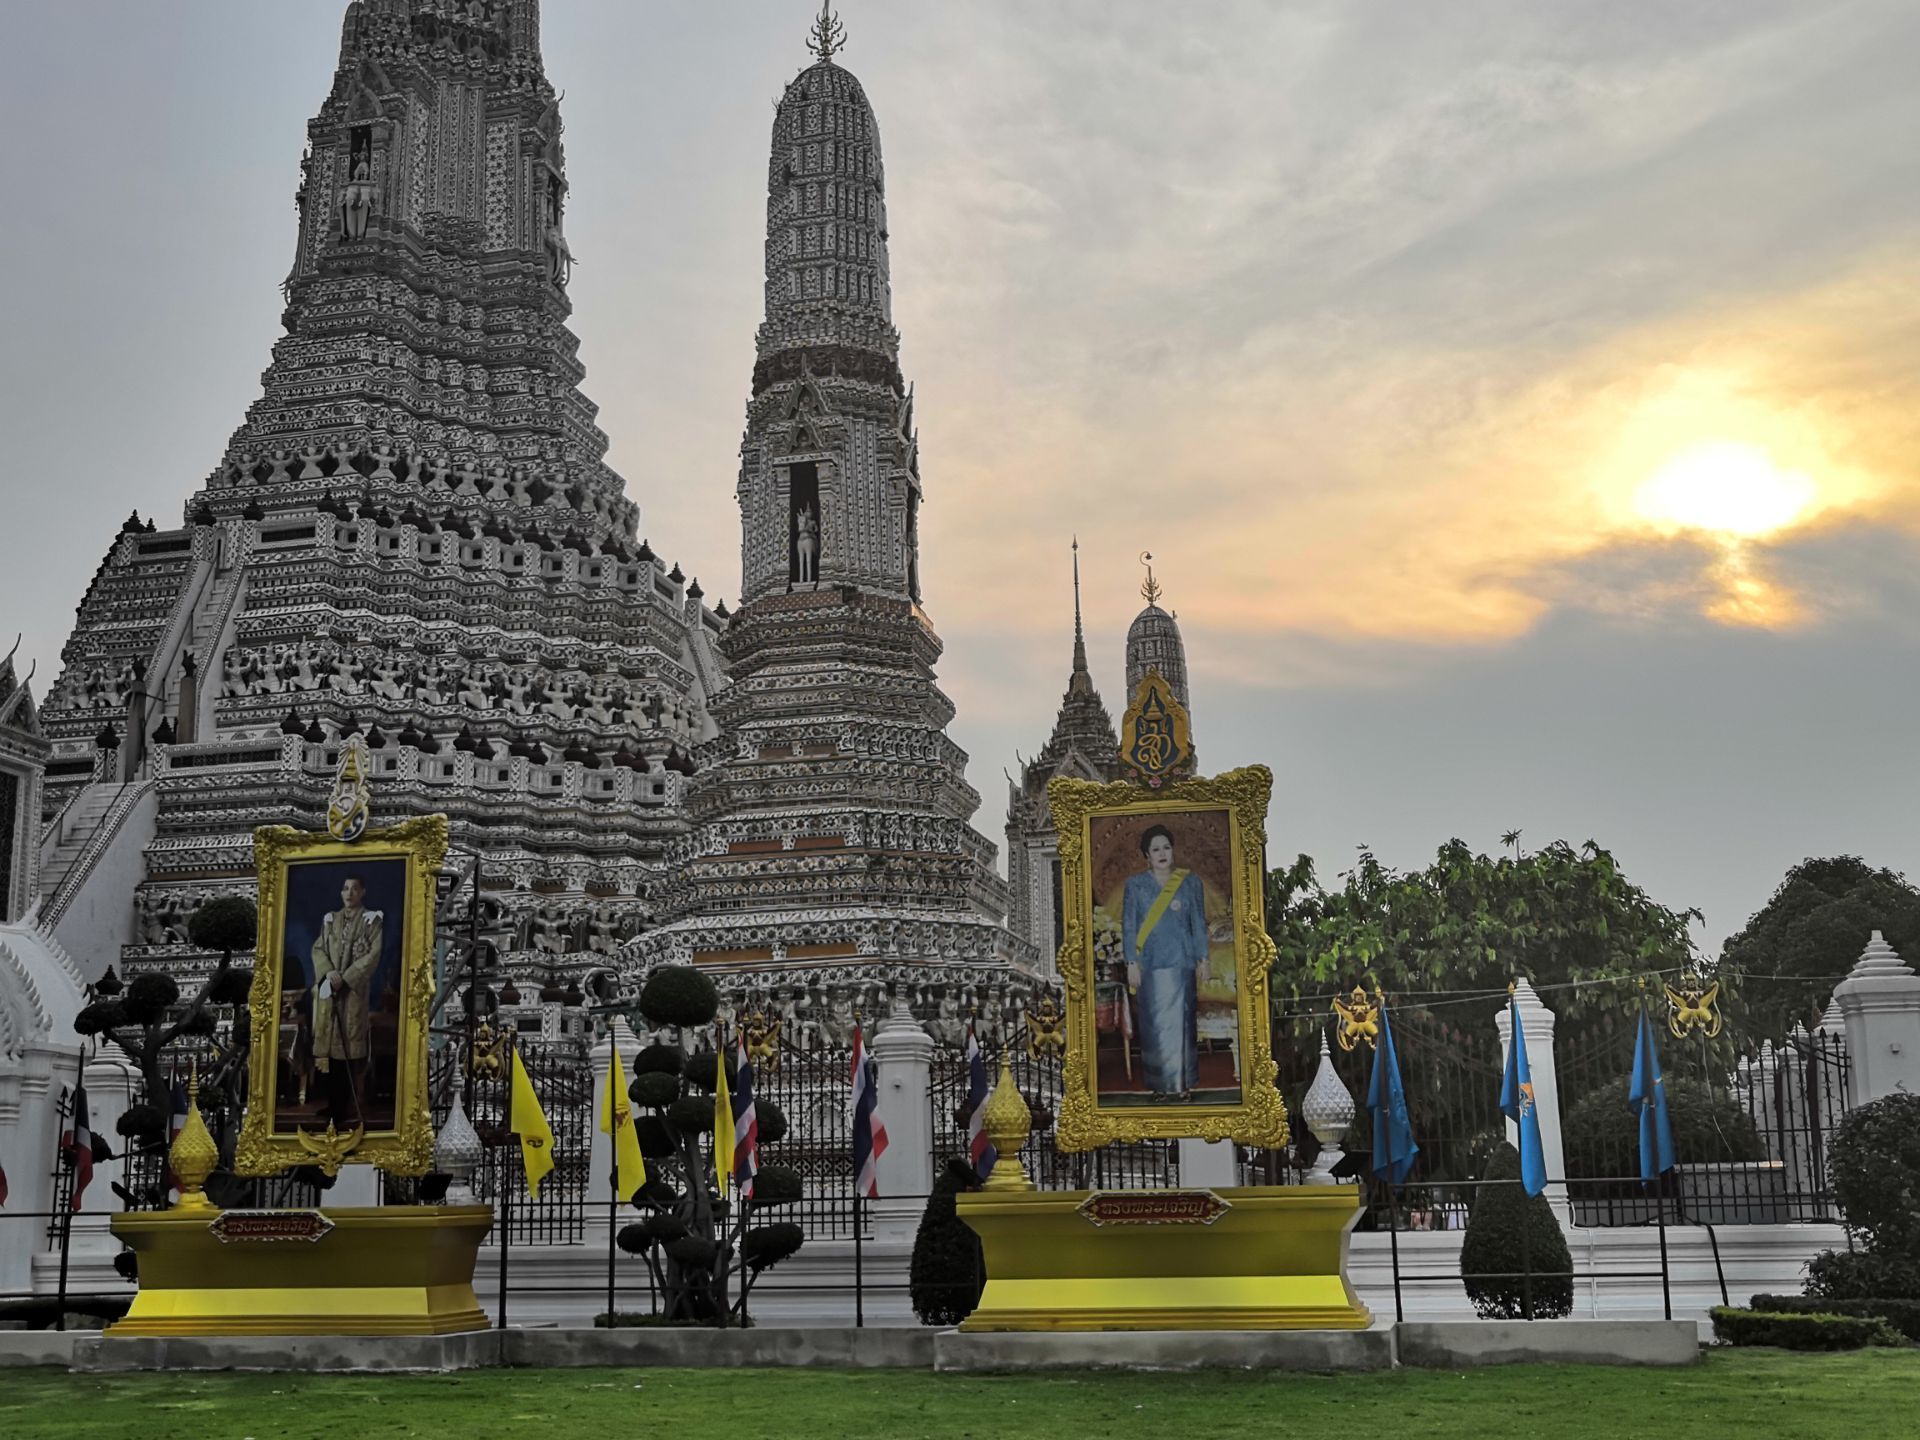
[1632, 442, 1818, 538]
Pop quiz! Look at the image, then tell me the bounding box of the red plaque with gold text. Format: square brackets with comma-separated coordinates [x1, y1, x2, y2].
[1076, 1190, 1232, 1227]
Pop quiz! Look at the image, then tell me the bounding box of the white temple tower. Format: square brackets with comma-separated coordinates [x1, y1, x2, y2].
[623, 12, 1032, 1017]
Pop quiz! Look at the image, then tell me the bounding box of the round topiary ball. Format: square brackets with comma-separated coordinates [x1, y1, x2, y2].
[742, 1222, 804, 1273]
[681, 1050, 736, 1095]
[207, 968, 254, 1007]
[635, 1116, 676, 1160]
[116, 1104, 167, 1143]
[74, 1000, 128, 1037]
[615, 1223, 652, 1256]
[750, 1164, 804, 1206]
[665, 1235, 719, 1271]
[667, 1096, 715, 1135]
[187, 896, 258, 956]
[641, 1211, 690, 1244]
[177, 1011, 219, 1038]
[637, 966, 718, 1030]
[123, 972, 181, 1024]
[756, 1098, 788, 1147]
[632, 1043, 686, 1078]
[633, 1177, 679, 1211]
[629, 1071, 681, 1110]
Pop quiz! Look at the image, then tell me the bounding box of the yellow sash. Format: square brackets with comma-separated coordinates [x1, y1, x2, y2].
[1135, 868, 1191, 950]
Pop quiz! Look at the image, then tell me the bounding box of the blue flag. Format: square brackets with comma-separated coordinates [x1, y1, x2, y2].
[1629, 1010, 1677, 1185]
[1501, 997, 1549, 1196]
[1367, 1001, 1420, 1186]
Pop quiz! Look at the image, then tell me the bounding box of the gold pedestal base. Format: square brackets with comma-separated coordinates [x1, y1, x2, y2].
[108, 1204, 494, 1337]
[956, 1184, 1371, 1332]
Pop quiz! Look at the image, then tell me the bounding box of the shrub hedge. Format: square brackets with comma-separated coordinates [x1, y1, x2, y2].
[1751, 1293, 1920, 1342]
[1459, 1143, 1573, 1319]
[1710, 1306, 1901, 1350]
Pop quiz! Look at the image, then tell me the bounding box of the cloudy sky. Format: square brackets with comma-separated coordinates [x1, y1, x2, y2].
[3, 1, 1916, 959]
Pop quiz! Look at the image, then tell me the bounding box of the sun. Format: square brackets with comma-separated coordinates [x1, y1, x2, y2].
[1632, 442, 1817, 538]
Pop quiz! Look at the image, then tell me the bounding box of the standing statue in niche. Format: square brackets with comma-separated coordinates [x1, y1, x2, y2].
[340, 156, 374, 240]
[794, 505, 819, 584]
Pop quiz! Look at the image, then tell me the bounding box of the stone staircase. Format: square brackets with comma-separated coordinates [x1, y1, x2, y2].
[37, 784, 122, 902]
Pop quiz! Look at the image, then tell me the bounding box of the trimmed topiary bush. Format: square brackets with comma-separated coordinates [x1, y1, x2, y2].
[910, 1157, 986, 1326]
[187, 896, 257, 956]
[638, 966, 718, 1029]
[1828, 1093, 1920, 1254]
[742, 1223, 804, 1274]
[1562, 1075, 1764, 1178]
[628, 1070, 681, 1110]
[73, 1000, 128, 1037]
[207, 968, 254, 1007]
[749, 1165, 804, 1206]
[682, 1050, 736, 1095]
[756, 1099, 788, 1146]
[115, 1104, 166, 1144]
[121, 973, 181, 1024]
[1804, 1093, 1920, 1302]
[1710, 1306, 1901, 1349]
[634, 1116, 675, 1159]
[633, 1043, 685, 1077]
[667, 1096, 715, 1134]
[1460, 1143, 1573, 1319]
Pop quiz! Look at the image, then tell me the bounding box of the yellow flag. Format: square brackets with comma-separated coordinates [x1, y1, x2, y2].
[713, 1048, 735, 1192]
[510, 1047, 555, 1201]
[599, 1044, 646, 1203]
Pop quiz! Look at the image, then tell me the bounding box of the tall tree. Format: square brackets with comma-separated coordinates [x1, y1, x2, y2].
[1267, 838, 1700, 1026]
[1720, 857, 1920, 1038]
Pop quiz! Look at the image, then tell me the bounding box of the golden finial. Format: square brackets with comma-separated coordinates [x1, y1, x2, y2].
[169, 1069, 221, 1213]
[1139, 551, 1162, 608]
[806, 2, 846, 61]
[979, 1052, 1035, 1192]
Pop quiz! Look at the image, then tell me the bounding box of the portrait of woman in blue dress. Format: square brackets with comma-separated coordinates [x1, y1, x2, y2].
[1123, 823, 1211, 1098]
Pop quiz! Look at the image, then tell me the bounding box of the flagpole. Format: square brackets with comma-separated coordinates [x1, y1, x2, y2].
[1638, 995, 1672, 1321]
[54, 1040, 87, 1335]
[497, 1031, 513, 1332]
[605, 1037, 618, 1329]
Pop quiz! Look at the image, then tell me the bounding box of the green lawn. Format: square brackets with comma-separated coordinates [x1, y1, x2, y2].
[2, 1350, 1916, 1439]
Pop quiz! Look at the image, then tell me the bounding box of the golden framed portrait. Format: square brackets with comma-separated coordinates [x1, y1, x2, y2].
[235, 814, 447, 1177]
[1049, 766, 1286, 1150]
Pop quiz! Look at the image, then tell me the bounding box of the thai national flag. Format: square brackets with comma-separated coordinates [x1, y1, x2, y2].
[62, 1083, 96, 1212]
[166, 1074, 189, 1199]
[733, 1033, 760, 1199]
[850, 1028, 888, 1199]
[964, 1022, 997, 1181]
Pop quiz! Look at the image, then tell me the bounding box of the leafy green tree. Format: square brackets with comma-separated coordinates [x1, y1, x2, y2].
[1267, 838, 1699, 1028]
[1720, 857, 1920, 1038]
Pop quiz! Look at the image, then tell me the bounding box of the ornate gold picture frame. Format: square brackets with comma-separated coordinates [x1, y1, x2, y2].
[236, 815, 447, 1178]
[1049, 766, 1287, 1151]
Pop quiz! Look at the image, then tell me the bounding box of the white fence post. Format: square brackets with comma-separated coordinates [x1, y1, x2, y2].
[869, 996, 933, 1239]
[1495, 978, 1568, 1218]
[1834, 931, 1920, 1109]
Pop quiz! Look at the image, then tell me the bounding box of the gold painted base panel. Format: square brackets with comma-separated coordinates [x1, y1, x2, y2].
[108, 1205, 494, 1338]
[957, 1185, 1371, 1332]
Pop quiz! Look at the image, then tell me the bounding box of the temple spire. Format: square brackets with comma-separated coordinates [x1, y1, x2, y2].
[806, 2, 846, 62]
[1069, 539, 1093, 695]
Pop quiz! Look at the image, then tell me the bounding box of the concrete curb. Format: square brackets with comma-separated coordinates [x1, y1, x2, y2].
[934, 1328, 1396, 1373]
[1397, 1320, 1700, 1368]
[0, 1320, 1699, 1373]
